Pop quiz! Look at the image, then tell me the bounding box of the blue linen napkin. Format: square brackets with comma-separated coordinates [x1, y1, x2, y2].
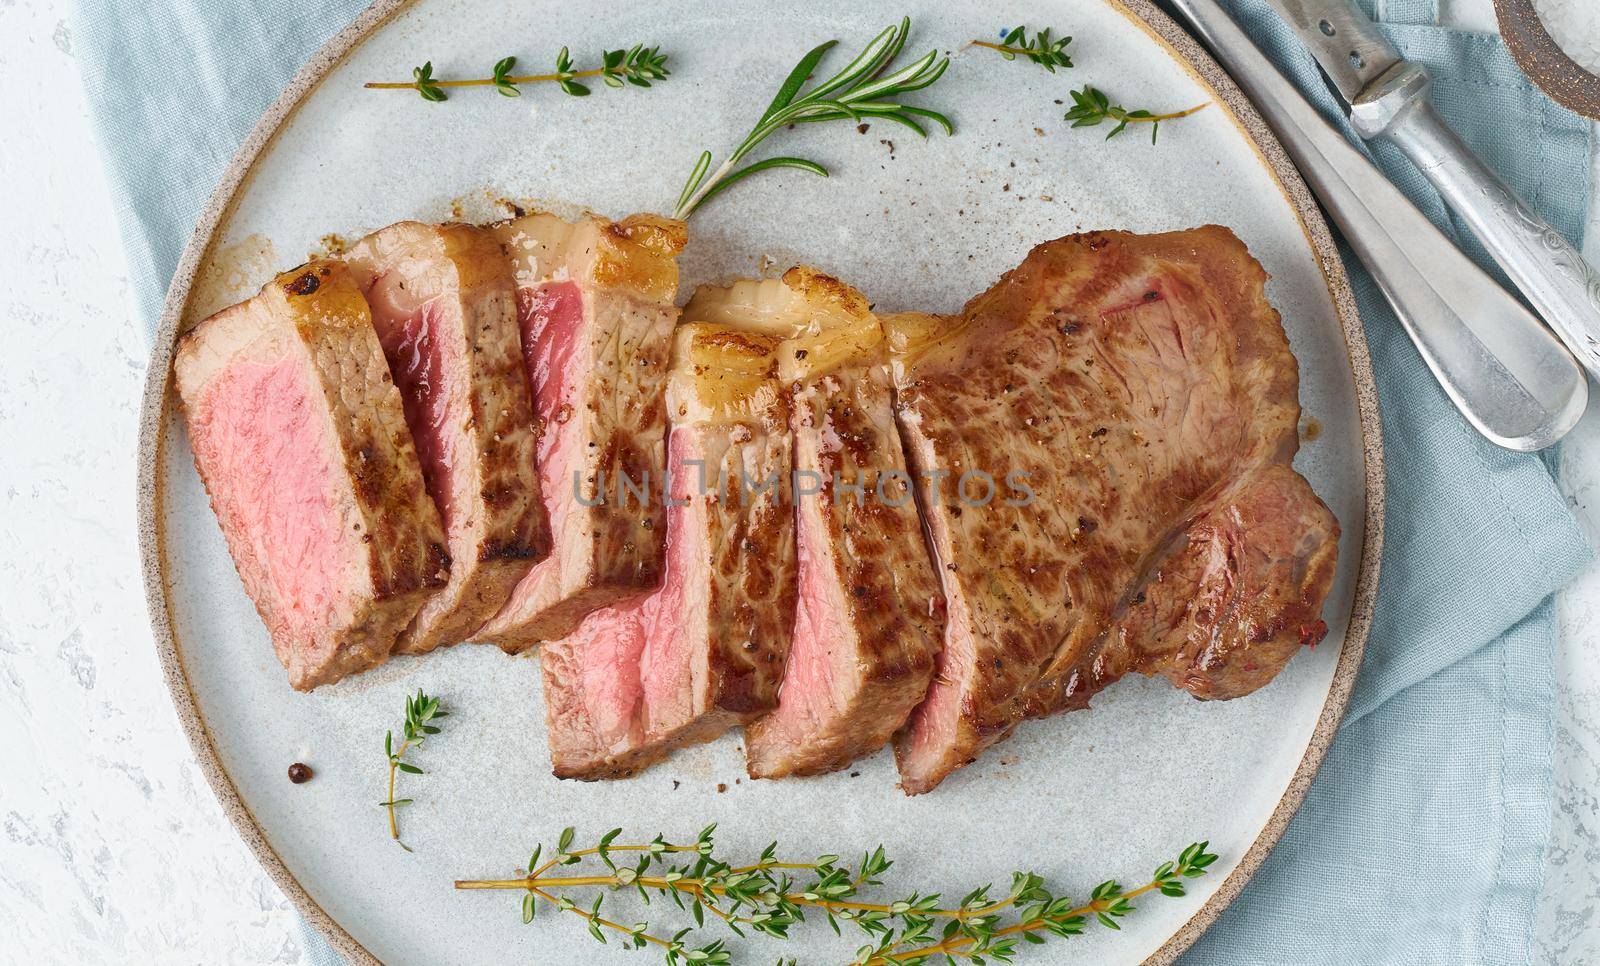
[1180, 1, 1596, 963]
[74, 1, 1594, 963]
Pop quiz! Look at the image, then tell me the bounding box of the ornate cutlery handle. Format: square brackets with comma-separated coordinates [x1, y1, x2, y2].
[1167, 0, 1586, 450]
[1353, 63, 1600, 380]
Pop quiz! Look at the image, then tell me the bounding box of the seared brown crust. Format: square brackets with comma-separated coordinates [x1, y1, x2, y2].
[747, 367, 944, 777]
[596, 214, 688, 298]
[584, 422, 669, 602]
[344, 222, 548, 654]
[475, 211, 684, 652]
[283, 262, 449, 606]
[540, 320, 796, 780]
[1036, 464, 1339, 712]
[744, 268, 945, 779]
[175, 260, 448, 690]
[808, 385, 939, 669]
[445, 224, 550, 569]
[781, 264, 873, 318]
[489, 325, 670, 647]
[704, 438, 796, 720]
[889, 227, 1338, 793]
[677, 325, 798, 722]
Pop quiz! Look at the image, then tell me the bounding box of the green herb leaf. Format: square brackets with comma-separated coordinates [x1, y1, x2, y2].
[760, 40, 839, 126]
[692, 156, 829, 210]
[369, 43, 668, 104]
[493, 56, 521, 96]
[672, 18, 951, 219]
[981, 26, 1074, 71]
[460, 831, 1219, 964]
[1053, 84, 1205, 144]
[382, 689, 447, 848]
[412, 61, 447, 102]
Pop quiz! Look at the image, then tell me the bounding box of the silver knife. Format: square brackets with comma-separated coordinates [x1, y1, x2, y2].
[1165, 0, 1588, 450]
[1270, 0, 1600, 383]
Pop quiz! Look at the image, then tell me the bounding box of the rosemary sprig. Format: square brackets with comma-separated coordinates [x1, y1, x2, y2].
[366, 44, 669, 102]
[671, 17, 952, 219]
[1063, 84, 1208, 144]
[970, 26, 1074, 71]
[379, 689, 448, 851]
[456, 826, 1219, 964]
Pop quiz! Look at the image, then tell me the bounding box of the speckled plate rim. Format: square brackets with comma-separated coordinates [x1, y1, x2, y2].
[1495, 0, 1600, 120]
[134, 1, 1385, 962]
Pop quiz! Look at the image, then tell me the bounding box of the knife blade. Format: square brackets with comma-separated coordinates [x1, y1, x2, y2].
[1164, 0, 1588, 449]
[1265, 0, 1398, 101]
[1259, 0, 1600, 384]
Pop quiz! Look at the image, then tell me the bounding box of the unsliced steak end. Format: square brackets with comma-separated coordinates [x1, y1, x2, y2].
[541, 324, 794, 779]
[176, 261, 450, 690]
[743, 268, 944, 779]
[346, 221, 548, 655]
[1032, 464, 1340, 714]
[476, 212, 685, 652]
[888, 227, 1338, 793]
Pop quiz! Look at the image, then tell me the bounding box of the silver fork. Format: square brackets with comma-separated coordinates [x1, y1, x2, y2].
[1165, 0, 1590, 451]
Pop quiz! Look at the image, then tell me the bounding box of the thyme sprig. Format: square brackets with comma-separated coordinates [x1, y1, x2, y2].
[1063, 84, 1209, 144]
[379, 689, 447, 851]
[973, 27, 1208, 144]
[456, 826, 1219, 964]
[367, 44, 669, 102]
[671, 18, 952, 219]
[970, 26, 1074, 72]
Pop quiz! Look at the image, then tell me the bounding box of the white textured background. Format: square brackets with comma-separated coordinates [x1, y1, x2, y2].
[0, 0, 1596, 963]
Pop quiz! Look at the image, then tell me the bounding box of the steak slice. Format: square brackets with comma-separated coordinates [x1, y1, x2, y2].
[175, 260, 450, 690]
[739, 268, 945, 779]
[345, 222, 549, 654]
[886, 226, 1339, 794]
[541, 321, 795, 778]
[475, 212, 685, 653]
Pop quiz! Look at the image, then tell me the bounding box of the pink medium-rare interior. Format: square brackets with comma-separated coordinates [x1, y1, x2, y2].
[898, 588, 974, 778]
[748, 494, 847, 746]
[362, 279, 461, 525]
[562, 595, 652, 751]
[485, 280, 588, 628]
[636, 426, 707, 735]
[548, 425, 705, 759]
[519, 281, 586, 470]
[190, 353, 352, 656]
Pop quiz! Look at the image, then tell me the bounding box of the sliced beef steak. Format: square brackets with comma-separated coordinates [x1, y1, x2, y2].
[541, 321, 795, 778]
[738, 269, 945, 779]
[886, 227, 1339, 794]
[476, 212, 684, 652]
[345, 222, 549, 654]
[176, 260, 450, 690]
[1035, 464, 1338, 713]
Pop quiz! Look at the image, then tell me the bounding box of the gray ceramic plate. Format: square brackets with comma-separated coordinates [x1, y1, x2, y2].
[137, 1, 1384, 962]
